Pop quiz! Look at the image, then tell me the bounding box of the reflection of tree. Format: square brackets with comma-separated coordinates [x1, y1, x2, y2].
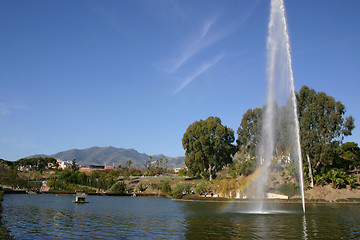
[183, 202, 233, 240]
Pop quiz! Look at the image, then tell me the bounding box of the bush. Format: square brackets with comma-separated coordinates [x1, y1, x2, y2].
[177, 169, 187, 176]
[278, 182, 299, 197]
[172, 183, 191, 198]
[193, 181, 210, 194]
[161, 181, 171, 194]
[109, 181, 127, 193]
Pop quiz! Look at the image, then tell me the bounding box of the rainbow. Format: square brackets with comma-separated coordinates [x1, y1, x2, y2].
[216, 167, 267, 212]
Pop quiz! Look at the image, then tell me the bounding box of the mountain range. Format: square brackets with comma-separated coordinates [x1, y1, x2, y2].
[30, 146, 185, 169]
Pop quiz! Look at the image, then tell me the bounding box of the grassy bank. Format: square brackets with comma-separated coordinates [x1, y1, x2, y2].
[0, 191, 13, 239]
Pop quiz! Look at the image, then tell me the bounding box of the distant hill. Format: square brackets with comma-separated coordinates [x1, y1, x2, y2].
[29, 146, 185, 169]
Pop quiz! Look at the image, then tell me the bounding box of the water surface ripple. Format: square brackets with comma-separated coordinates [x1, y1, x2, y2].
[3, 194, 360, 239]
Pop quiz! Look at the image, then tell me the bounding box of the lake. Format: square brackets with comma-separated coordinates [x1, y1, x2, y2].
[3, 194, 360, 239]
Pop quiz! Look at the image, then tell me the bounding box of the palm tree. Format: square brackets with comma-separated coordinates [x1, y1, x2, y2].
[126, 160, 132, 168]
[148, 156, 153, 169]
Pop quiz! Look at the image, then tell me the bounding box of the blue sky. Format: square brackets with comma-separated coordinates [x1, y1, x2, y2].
[1, 0, 359, 161]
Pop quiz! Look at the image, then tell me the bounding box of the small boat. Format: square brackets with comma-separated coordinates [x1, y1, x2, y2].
[72, 191, 89, 203]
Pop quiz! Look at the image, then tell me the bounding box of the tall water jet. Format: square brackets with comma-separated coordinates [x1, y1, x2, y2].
[255, 0, 305, 212]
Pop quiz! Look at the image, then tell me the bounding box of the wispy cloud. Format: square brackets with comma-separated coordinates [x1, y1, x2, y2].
[168, 2, 257, 74]
[0, 103, 10, 116]
[173, 53, 225, 94]
[165, 1, 259, 94]
[0, 102, 27, 117]
[169, 17, 223, 73]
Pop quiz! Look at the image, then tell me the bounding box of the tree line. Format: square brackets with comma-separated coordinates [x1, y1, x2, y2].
[182, 85, 357, 188]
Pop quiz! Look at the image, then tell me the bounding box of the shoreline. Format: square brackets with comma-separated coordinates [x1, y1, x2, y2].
[4, 188, 360, 203]
[173, 198, 360, 204]
[0, 191, 13, 239]
[172, 195, 360, 204]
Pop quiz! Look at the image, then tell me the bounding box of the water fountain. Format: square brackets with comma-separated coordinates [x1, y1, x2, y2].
[254, 0, 305, 213]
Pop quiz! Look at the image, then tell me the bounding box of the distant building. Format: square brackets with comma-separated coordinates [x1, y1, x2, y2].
[57, 159, 72, 170]
[174, 167, 188, 173]
[40, 181, 50, 192]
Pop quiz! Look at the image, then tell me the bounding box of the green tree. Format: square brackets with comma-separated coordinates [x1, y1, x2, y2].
[71, 159, 79, 171]
[236, 108, 263, 156]
[165, 158, 168, 169]
[171, 183, 191, 198]
[147, 156, 152, 169]
[126, 160, 132, 168]
[161, 181, 172, 194]
[297, 86, 355, 178]
[110, 181, 127, 193]
[182, 116, 236, 181]
[338, 142, 360, 170]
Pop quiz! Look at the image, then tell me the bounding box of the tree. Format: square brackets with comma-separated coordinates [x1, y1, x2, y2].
[338, 142, 360, 170]
[110, 181, 126, 193]
[71, 159, 79, 171]
[147, 156, 152, 169]
[236, 108, 263, 157]
[126, 160, 132, 168]
[297, 86, 355, 181]
[182, 116, 236, 181]
[161, 181, 171, 194]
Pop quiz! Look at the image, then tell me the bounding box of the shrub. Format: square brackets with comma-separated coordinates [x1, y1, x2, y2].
[346, 175, 357, 189]
[172, 183, 191, 198]
[109, 181, 127, 193]
[177, 169, 188, 176]
[193, 181, 210, 194]
[161, 181, 171, 194]
[278, 182, 299, 197]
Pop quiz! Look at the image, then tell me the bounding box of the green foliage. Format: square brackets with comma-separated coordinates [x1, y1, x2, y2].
[177, 169, 187, 176]
[126, 160, 132, 168]
[71, 159, 79, 171]
[12, 157, 58, 171]
[297, 86, 354, 172]
[285, 161, 298, 179]
[313, 169, 356, 189]
[193, 181, 210, 194]
[325, 169, 346, 188]
[236, 108, 263, 156]
[278, 182, 299, 197]
[233, 155, 256, 177]
[109, 181, 127, 193]
[338, 142, 360, 170]
[172, 183, 191, 198]
[313, 174, 327, 186]
[346, 175, 357, 189]
[51, 169, 117, 191]
[161, 181, 172, 194]
[183, 116, 236, 180]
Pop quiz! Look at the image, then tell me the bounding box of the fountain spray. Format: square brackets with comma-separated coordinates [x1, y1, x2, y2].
[256, 0, 305, 213]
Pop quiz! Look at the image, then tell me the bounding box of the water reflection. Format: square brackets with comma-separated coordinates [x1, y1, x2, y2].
[3, 195, 360, 239]
[303, 214, 308, 240]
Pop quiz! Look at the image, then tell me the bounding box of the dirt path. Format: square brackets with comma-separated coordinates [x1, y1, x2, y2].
[305, 185, 360, 202]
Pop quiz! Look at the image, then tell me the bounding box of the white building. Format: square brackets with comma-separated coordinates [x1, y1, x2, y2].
[56, 159, 72, 170]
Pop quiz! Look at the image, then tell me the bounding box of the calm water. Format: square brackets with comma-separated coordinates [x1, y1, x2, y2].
[3, 194, 360, 239]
